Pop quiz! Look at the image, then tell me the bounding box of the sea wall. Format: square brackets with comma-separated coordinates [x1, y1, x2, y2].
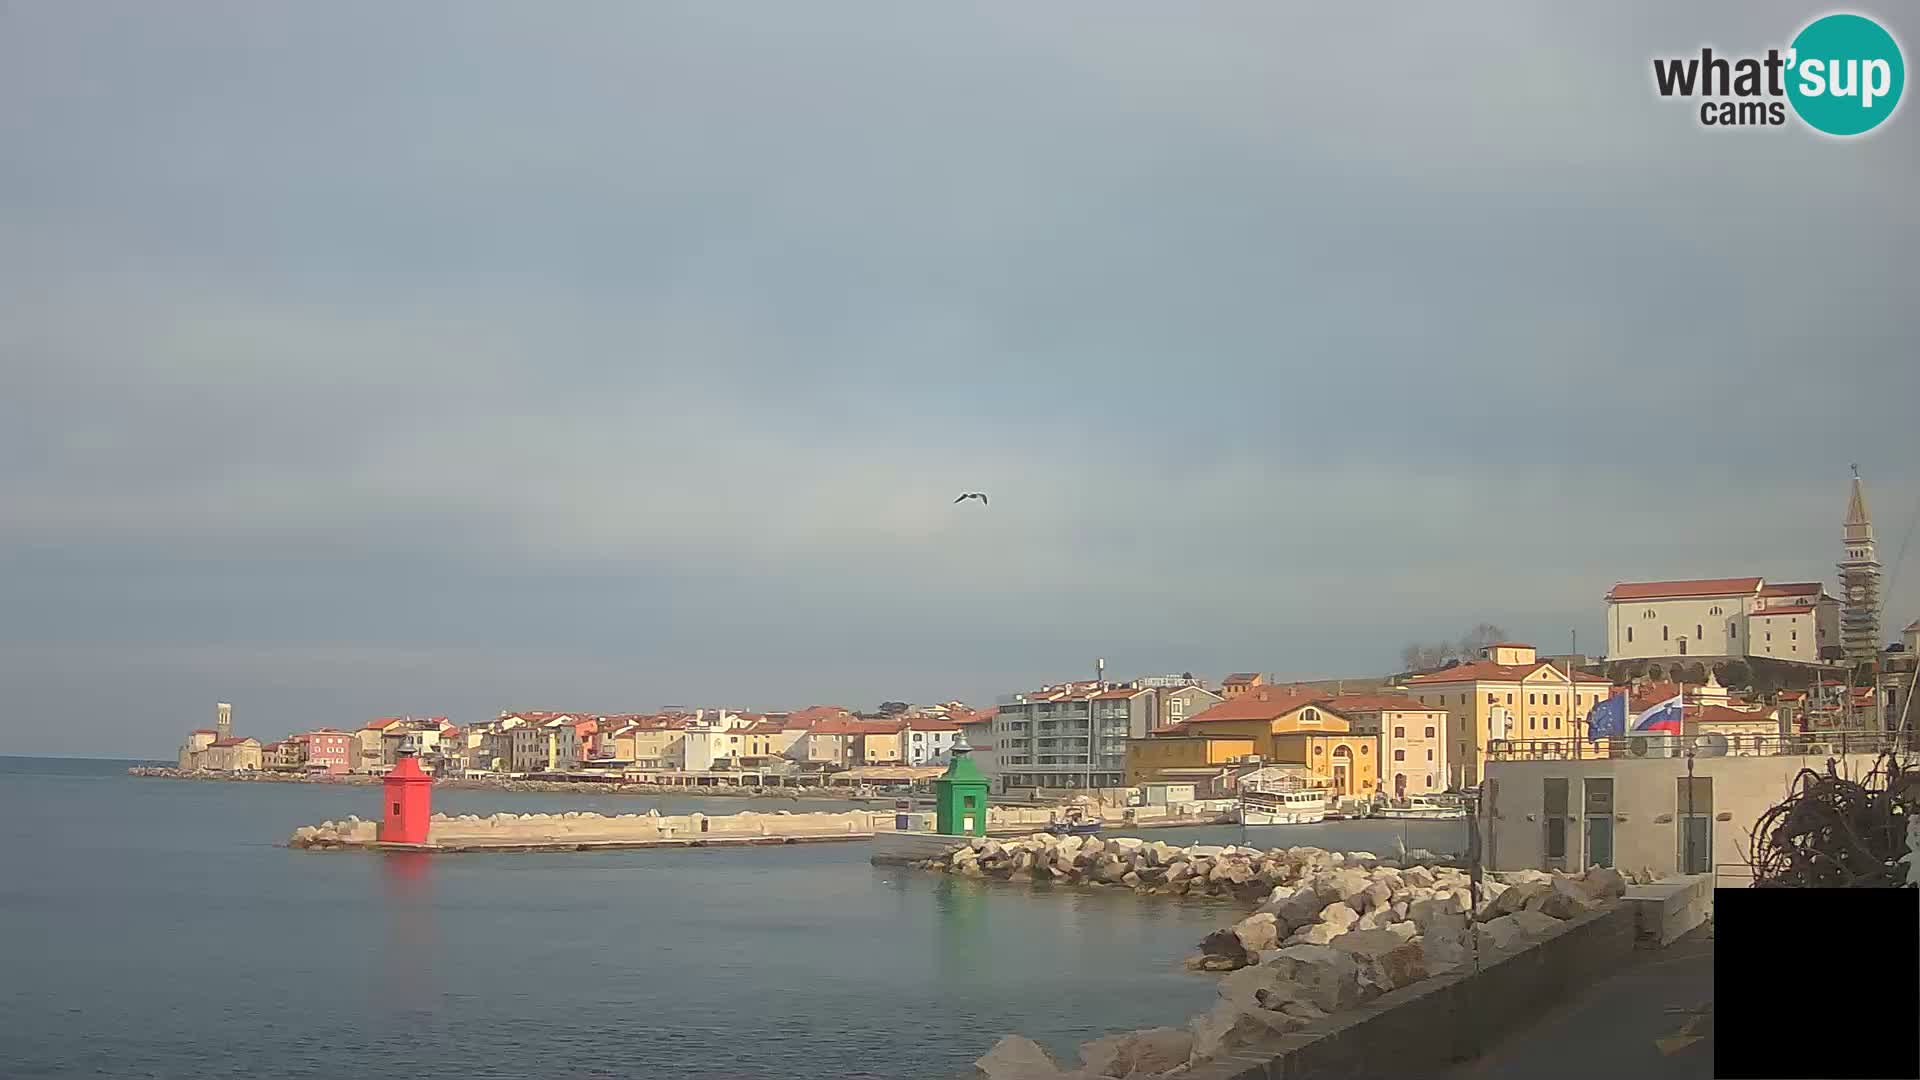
[290, 808, 894, 849]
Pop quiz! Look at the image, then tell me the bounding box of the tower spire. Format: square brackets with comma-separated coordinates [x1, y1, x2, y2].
[1838, 467, 1882, 667]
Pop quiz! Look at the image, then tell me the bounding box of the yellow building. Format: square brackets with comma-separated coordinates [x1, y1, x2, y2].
[1124, 735, 1257, 787]
[1403, 643, 1614, 787]
[859, 726, 904, 765]
[1320, 693, 1453, 798]
[1176, 688, 1380, 796]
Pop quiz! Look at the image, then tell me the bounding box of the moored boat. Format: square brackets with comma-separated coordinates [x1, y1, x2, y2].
[1371, 795, 1467, 820]
[1045, 805, 1105, 835]
[1236, 787, 1328, 825]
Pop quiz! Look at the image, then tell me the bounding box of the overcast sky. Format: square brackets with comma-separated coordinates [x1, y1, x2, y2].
[3, 3, 1916, 756]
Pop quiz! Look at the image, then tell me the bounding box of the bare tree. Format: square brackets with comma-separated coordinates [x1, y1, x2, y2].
[1400, 623, 1510, 673]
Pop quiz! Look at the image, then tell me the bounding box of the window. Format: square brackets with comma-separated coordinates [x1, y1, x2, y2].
[1696, 624, 1703, 639]
[1359, 744, 1369, 755]
[1427, 774, 1435, 786]
[1627, 627, 1634, 643]
[1529, 693, 1537, 705]
[1426, 749, 1434, 760]
[1529, 717, 1537, 730]
[1792, 630, 1797, 641]
[1424, 726, 1436, 738]
[1393, 726, 1406, 738]
[1710, 606, 1723, 616]
[1544, 778, 1570, 860]
[1766, 632, 1772, 642]
[1730, 623, 1738, 639]
[1313, 745, 1323, 754]
[1506, 694, 1514, 704]
[1459, 694, 1467, 705]
[1662, 625, 1670, 641]
[1644, 609, 1656, 619]
[1394, 749, 1406, 761]
[1555, 718, 1563, 730]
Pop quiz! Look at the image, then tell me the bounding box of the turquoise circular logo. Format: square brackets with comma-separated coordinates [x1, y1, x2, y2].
[1786, 14, 1905, 136]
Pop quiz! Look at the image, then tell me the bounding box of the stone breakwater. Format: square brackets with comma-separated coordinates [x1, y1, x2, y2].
[290, 808, 894, 850]
[925, 837, 1635, 1079]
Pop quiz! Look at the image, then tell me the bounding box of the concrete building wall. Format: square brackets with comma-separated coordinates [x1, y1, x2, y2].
[1483, 751, 1886, 878]
[1607, 595, 1748, 661]
[1748, 609, 1819, 662]
[1381, 707, 1449, 796]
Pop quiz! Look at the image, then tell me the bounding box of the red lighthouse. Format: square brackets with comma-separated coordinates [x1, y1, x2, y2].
[378, 751, 433, 845]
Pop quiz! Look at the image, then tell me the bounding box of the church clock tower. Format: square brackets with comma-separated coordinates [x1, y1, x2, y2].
[1838, 465, 1882, 666]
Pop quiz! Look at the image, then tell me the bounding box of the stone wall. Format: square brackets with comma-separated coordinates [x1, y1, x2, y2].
[290, 808, 891, 849]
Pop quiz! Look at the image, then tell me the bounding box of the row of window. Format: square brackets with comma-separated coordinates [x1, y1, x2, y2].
[1391, 725, 1440, 739]
[1391, 748, 1435, 762]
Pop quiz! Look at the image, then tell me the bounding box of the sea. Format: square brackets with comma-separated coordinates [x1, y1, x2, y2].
[0, 756, 1468, 1079]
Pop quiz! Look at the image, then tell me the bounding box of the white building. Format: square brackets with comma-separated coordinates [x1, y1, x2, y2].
[1604, 577, 1839, 664]
[1483, 735, 1897, 879]
[900, 718, 961, 766]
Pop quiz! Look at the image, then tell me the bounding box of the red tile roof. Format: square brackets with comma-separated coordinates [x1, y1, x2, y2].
[1318, 692, 1448, 714]
[1760, 582, 1824, 597]
[1607, 577, 1763, 601]
[1222, 673, 1263, 685]
[190, 729, 217, 735]
[904, 719, 963, 732]
[1751, 605, 1815, 616]
[1183, 688, 1346, 725]
[1406, 660, 1611, 685]
[210, 737, 257, 748]
[1694, 704, 1775, 725]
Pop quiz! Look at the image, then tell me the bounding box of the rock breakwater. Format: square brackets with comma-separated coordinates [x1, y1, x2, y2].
[960, 841, 1635, 1079]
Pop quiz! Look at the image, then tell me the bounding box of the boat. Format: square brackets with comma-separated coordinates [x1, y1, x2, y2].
[1236, 787, 1328, 825]
[1371, 795, 1468, 821]
[1045, 806, 1105, 835]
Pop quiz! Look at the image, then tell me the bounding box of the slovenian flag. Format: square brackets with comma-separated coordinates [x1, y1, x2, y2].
[1631, 694, 1684, 734]
[1585, 692, 1628, 741]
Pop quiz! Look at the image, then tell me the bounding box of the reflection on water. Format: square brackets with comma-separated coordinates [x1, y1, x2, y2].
[378, 852, 439, 1029]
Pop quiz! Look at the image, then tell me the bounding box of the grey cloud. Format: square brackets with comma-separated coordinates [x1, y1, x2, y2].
[2, 3, 1916, 755]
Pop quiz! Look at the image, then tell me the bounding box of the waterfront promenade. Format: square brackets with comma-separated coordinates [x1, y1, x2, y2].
[1439, 924, 1714, 1079]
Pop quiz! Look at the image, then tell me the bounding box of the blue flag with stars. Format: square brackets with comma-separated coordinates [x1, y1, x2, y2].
[1586, 692, 1627, 741]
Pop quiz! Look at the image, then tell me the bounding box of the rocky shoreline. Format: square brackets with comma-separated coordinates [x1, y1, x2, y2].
[126, 766, 879, 800]
[925, 837, 1634, 1079]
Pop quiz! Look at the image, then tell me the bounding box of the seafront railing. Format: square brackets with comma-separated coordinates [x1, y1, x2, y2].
[1486, 732, 1913, 762]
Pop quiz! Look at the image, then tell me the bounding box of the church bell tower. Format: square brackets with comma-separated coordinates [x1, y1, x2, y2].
[1838, 466, 1882, 666]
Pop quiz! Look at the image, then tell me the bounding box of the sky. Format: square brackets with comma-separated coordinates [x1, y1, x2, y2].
[3, 2, 1917, 757]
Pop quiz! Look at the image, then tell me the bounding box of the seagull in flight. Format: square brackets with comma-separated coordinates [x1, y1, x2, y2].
[954, 492, 988, 505]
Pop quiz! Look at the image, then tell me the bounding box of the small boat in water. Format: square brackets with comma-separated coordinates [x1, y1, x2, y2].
[1371, 795, 1468, 821]
[1045, 806, 1105, 835]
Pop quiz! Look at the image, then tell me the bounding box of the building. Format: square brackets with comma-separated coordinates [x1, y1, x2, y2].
[1141, 683, 1225, 734]
[352, 718, 407, 772]
[956, 713, 1001, 789]
[990, 683, 1133, 790]
[1604, 578, 1841, 664]
[505, 722, 580, 774]
[1220, 674, 1265, 700]
[1172, 688, 1380, 797]
[1402, 643, 1614, 788]
[1123, 734, 1257, 792]
[1320, 692, 1451, 798]
[178, 729, 218, 770]
[1482, 737, 1899, 878]
[1840, 468, 1883, 666]
[900, 718, 961, 766]
[199, 737, 262, 772]
[296, 729, 352, 774]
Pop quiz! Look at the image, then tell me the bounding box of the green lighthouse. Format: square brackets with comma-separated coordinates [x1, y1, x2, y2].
[933, 735, 989, 836]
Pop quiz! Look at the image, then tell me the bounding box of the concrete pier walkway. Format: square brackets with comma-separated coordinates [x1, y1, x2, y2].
[1439, 924, 1714, 1079]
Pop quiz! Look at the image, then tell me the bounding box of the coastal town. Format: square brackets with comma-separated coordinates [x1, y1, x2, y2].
[159, 474, 1918, 866]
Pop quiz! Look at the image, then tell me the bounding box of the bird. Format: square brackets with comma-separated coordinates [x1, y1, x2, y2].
[954, 492, 988, 505]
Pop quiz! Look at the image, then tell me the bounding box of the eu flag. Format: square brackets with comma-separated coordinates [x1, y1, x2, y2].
[1586, 692, 1627, 741]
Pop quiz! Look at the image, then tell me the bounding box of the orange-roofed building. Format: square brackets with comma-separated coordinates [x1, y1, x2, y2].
[1403, 643, 1613, 788]
[1220, 673, 1266, 700]
[1172, 688, 1378, 797]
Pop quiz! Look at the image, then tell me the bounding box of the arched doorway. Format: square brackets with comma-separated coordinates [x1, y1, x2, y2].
[1394, 773, 1407, 798]
[1331, 745, 1353, 795]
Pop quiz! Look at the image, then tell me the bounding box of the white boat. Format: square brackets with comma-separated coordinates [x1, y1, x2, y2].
[1237, 787, 1328, 825]
[1371, 796, 1467, 821]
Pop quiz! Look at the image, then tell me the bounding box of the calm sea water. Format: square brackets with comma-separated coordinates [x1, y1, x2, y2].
[0, 757, 1465, 1079]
